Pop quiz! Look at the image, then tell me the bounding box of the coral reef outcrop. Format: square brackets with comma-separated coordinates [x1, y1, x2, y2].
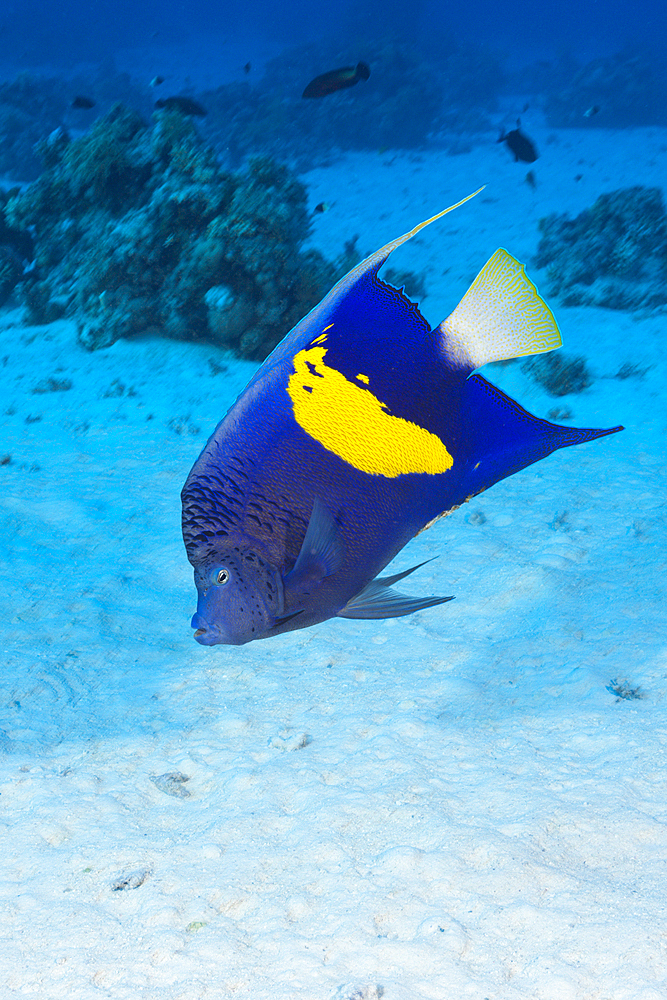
[0, 187, 33, 306]
[535, 186, 667, 311]
[5, 104, 338, 358]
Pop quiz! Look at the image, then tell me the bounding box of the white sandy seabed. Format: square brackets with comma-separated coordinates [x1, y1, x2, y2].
[0, 124, 666, 1000]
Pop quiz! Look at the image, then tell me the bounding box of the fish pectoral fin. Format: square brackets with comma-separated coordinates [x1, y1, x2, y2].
[438, 248, 562, 370]
[283, 498, 343, 595]
[270, 610, 304, 629]
[337, 561, 454, 620]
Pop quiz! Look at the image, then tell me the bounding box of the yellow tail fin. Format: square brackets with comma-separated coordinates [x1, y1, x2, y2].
[439, 248, 562, 369]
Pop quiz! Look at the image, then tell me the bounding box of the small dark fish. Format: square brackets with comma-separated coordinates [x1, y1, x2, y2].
[181, 188, 622, 646]
[244, 62, 251, 74]
[525, 170, 537, 190]
[155, 96, 207, 116]
[498, 122, 538, 163]
[150, 75, 165, 87]
[302, 61, 370, 99]
[574, 174, 583, 182]
[314, 202, 331, 214]
[583, 105, 600, 118]
[71, 95, 95, 110]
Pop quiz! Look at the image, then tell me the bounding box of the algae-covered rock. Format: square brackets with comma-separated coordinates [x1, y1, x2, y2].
[535, 186, 667, 311]
[6, 104, 338, 357]
[0, 186, 34, 306]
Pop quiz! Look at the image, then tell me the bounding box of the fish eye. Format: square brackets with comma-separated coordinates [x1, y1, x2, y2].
[215, 568, 230, 586]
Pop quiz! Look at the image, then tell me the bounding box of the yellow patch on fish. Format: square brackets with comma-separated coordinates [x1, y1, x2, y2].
[287, 344, 454, 477]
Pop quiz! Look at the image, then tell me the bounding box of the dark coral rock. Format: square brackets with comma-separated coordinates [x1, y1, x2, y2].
[522, 353, 593, 396]
[32, 376, 73, 393]
[0, 245, 23, 306]
[0, 186, 33, 306]
[17, 279, 68, 325]
[544, 52, 667, 128]
[6, 106, 338, 358]
[606, 678, 644, 701]
[614, 361, 650, 380]
[535, 186, 667, 311]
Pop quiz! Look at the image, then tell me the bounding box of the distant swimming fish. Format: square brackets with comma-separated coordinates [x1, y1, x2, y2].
[583, 105, 600, 118]
[71, 96, 95, 109]
[155, 96, 207, 116]
[498, 122, 538, 163]
[302, 62, 370, 99]
[314, 202, 332, 213]
[150, 75, 165, 87]
[243, 62, 251, 74]
[181, 188, 622, 646]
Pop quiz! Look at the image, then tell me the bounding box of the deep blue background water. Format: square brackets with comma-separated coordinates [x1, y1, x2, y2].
[1, 0, 665, 72]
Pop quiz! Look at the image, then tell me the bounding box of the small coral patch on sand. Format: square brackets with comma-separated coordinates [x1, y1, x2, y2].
[522, 352, 593, 396]
[535, 186, 667, 313]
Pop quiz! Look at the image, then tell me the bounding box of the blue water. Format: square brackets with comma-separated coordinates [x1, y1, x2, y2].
[1, 0, 665, 68]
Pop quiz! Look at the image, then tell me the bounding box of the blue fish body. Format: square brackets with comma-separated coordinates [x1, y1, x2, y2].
[182, 191, 622, 645]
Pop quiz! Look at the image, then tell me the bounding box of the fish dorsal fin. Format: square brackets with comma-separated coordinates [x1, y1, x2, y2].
[334, 187, 486, 294]
[241, 187, 486, 381]
[438, 248, 562, 371]
[369, 186, 486, 264]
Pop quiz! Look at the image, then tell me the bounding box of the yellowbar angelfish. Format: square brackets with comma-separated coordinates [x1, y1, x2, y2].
[182, 189, 622, 645]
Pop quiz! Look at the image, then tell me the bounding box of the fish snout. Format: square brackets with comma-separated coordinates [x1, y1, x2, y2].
[190, 611, 246, 646]
[190, 611, 219, 645]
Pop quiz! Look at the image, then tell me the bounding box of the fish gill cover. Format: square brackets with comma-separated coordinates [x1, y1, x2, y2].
[3, 104, 340, 358]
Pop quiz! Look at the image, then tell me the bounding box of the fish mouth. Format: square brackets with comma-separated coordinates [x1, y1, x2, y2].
[190, 614, 243, 646]
[192, 625, 220, 646]
[191, 613, 218, 645]
[194, 628, 227, 646]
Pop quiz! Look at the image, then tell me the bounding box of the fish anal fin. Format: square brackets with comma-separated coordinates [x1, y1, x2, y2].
[438, 248, 562, 371]
[338, 560, 453, 620]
